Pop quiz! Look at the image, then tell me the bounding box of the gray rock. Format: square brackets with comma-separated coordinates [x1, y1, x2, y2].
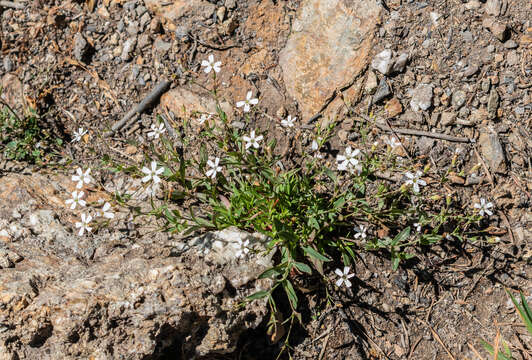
[121, 37, 137, 61]
[126, 21, 139, 35]
[482, 17, 509, 42]
[503, 40, 518, 49]
[117, 19, 125, 32]
[410, 84, 433, 112]
[487, 89, 499, 119]
[440, 111, 457, 126]
[452, 90, 467, 109]
[136, 5, 147, 17]
[139, 11, 151, 29]
[154, 38, 172, 52]
[371, 49, 394, 75]
[462, 64, 479, 77]
[479, 129, 506, 172]
[372, 77, 391, 104]
[485, 0, 507, 16]
[225, 0, 237, 9]
[73, 33, 89, 62]
[481, 78, 491, 93]
[461, 31, 473, 42]
[3, 56, 13, 72]
[392, 52, 409, 73]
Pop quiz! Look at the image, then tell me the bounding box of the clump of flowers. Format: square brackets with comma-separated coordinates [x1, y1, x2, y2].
[206, 157, 222, 179]
[281, 115, 296, 128]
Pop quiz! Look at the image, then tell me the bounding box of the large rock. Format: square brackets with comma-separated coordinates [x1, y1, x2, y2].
[144, 0, 215, 29]
[279, 0, 382, 121]
[0, 173, 273, 359]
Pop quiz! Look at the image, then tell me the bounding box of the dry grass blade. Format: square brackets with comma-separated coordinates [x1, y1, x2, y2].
[424, 321, 456, 360]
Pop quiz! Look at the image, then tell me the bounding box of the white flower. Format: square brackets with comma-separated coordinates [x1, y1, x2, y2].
[335, 266, 355, 288]
[474, 198, 494, 217]
[354, 225, 367, 239]
[404, 170, 426, 193]
[75, 213, 92, 236]
[72, 167, 92, 189]
[236, 91, 259, 112]
[198, 113, 212, 125]
[413, 223, 421, 232]
[147, 123, 166, 139]
[312, 138, 324, 159]
[141, 161, 164, 184]
[201, 54, 221, 74]
[336, 146, 361, 173]
[385, 136, 401, 149]
[235, 238, 250, 258]
[206, 157, 222, 179]
[98, 202, 115, 219]
[71, 127, 87, 142]
[242, 130, 263, 150]
[281, 115, 296, 128]
[65, 190, 86, 210]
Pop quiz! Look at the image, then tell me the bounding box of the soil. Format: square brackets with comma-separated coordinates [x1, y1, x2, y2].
[1, 0, 531, 359]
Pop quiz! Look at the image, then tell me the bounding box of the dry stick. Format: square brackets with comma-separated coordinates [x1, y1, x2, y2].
[0, 1, 25, 9]
[467, 342, 486, 360]
[424, 321, 457, 360]
[109, 80, 171, 135]
[354, 112, 474, 143]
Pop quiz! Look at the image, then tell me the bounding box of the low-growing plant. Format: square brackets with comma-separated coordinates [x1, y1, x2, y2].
[0, 100, 62, 164]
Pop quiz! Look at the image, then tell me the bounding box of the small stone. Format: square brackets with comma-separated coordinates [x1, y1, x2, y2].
[462, 64, 479, 78]
[137, 34, 152, 49]
[113, 45, 123, 58]
[429, 12, 441, 26]
[73, 33, 89, 62]
[487, 89, 499, 120]
[139, 12, 151, 29]
[481, 79, 491, 93]
[451, 90, 467, 109]
[365, 71, 378, 94]
[385, 97, 403, 118]
[136, 5, 147, 17]
[392, 52, 408, 73]
[121, 37, 137, 61]
[372, 77, 391, 104]
[217, 6, 226, 22]
[225, 0, 236, 9]
[371, 49, 394, 75]
[117, 19, 125, 32]
[479, 130, 506, 172]
[127, 21, 139, 36]
[440, 111, 456, 126]
[482, 17, 509, 42]
[149, 17, 162, 33]
[503, 39, 518, 49]
[464, 0, 481, 10]
[461, 31, 474, 42]
[485, 0, 506, 16]
[154, 38, 172, 52]
[506, 51, 519, 66]
[470, 108, 488, 124]
[3, 56, 13, 72]
[410, 84, 433, 112]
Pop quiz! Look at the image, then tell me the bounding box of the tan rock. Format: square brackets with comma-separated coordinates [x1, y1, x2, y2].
[385, 97, 403, 118]
[0, 74, 23, 112]
[279, 0, 381, 121]
[144, 0, 215, 27]
[160, 84, 234, 125]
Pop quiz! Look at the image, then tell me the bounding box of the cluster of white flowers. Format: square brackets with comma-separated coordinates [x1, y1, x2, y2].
[63, 166, 115, 236]
[336, 146, 362, 173]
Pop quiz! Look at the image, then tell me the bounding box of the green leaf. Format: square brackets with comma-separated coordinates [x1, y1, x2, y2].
[294, 262, 312, 274]
[391, 227, 411, 246]
[302, 246, 331, 262]
[258, 267, 282, 279]
[246, 290, 270, 301]
[283, 280, 298, 310]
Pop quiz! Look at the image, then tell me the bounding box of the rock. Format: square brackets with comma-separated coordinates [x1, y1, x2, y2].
[372, 77, 391, 104]
[154, 38, 171, 52]
[482, 17, 509, 42]
[410, 84, 433, 112]
[464, 0, 481, 10]
[469, 108, 487, 124]
[485, 0, 507, 16]
[216, 6, 226, 22]
[144, 0, 216, 30]
[440, 111, 457, 126]
[73, 33, 89, 62]
[385, 97, 402, 118]
[487, 89, 499, 120]
[479, 129, 506, 172]
[372, 49, 394, 75]
[121, 37, 137, 61]
[278, 0, 381, 122]
[462, 64, 479, 78]
[225, 0, 236, 9]
[3, 56, 13, 72]
[0, 173, 273, 359]
[365, 71, 378, 94]
[392, 52, 409, 73]
[160, 84, 234, 125]
[0, 74, 23, 112]
[451, 90, 467, 109]
[503, 39, 518, 49]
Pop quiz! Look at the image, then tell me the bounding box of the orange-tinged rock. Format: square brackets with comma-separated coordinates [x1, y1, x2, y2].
[279, 0, 381, 121]
[386, 97, 403, 118]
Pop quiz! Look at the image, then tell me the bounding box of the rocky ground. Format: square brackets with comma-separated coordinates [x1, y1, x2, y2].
[0, 0, 531, 359]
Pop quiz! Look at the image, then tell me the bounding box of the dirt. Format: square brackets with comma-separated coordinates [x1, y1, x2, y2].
[0, 0, 531, 359]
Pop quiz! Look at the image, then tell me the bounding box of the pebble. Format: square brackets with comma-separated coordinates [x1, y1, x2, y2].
[485, 0, 506, 17]
[154, 39, 172, 52]
[225, 0, 237, 9]
[139, 12, 151, 29]
[127, 21, 139, 36]
[371, 49, 394, 75]
[3, 56, 13, 72]
[121, 37, 137, 61]
[503, 39, 518, 49]
[410, 84, 433, 112]
[481, 78, 491, 93]
[461, 31, 473, 42]
[451, 90, 467, 109]
[73, 33, 89, 62]
[385, 97, 403, 117]
[487, 89, 499, 119]
[462, 64, 479, 77]
[136, 5, 147, 17]
[479, 130, 506, 172]
[117, 19, 125, 32]
[482, 17, 509, 42]
[440, 111, 456, 126]
[217, 6, 226, 22]
[372, 77, 391, 104]
[464, 0, 481, 10]
[137, 34, 152, 49]
[365, 71, 378, 94]
[392, 52, 409, 73]
[430, 12, 441, 26]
